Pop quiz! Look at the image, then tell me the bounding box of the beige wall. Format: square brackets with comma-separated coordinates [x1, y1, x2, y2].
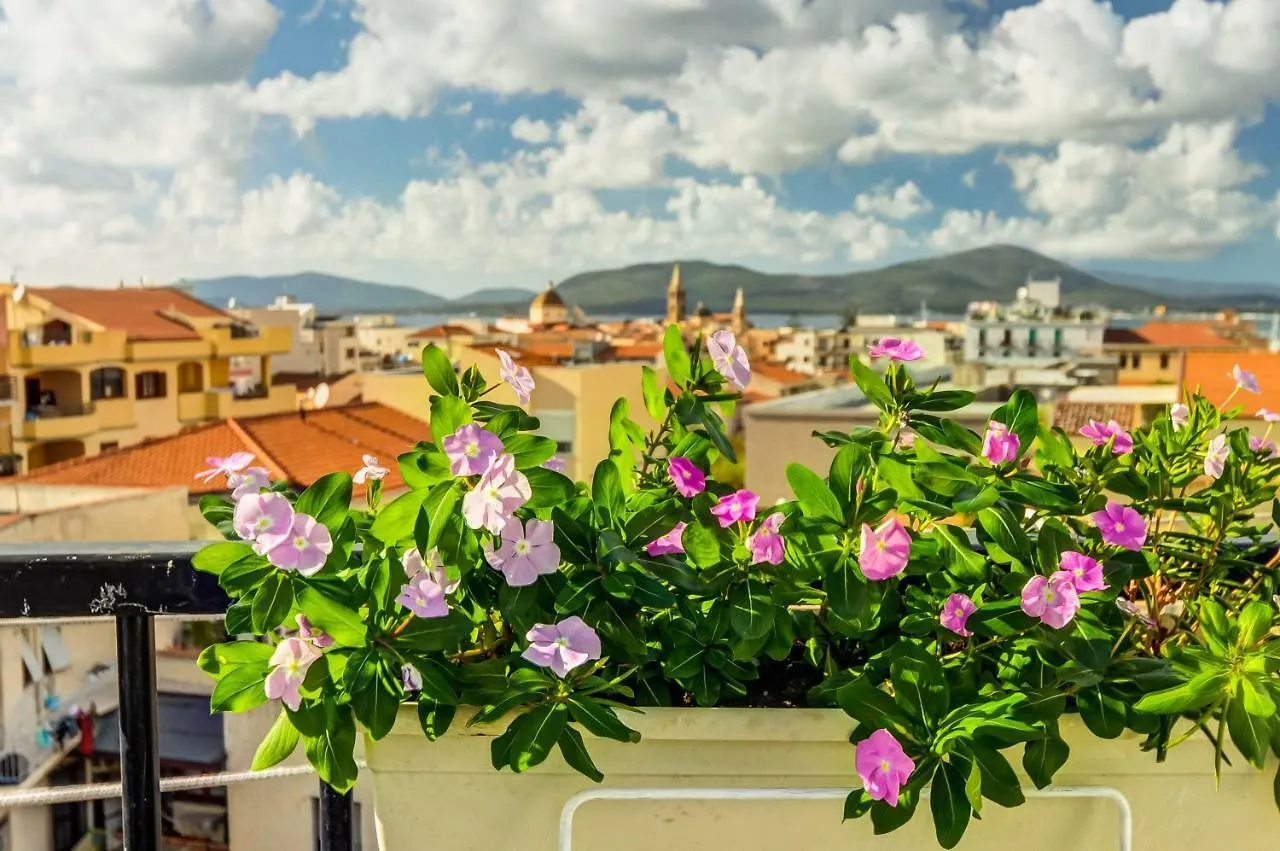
[0, 485, 191, 543]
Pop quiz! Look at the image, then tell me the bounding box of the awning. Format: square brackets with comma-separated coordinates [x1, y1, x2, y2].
[94, 693, 225, 767]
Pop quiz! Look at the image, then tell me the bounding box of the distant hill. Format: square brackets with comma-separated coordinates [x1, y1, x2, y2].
[449, 287, 539, 308]
[1090, 269, 1280, 304]
[178, 272, 446, 313]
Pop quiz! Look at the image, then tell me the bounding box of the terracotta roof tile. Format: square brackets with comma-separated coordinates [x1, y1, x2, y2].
[1183, 351, 1280, 414]
[1125, 321, 1252, 349]
[467, 344, 561, 367]
[36, 287, 231, 341]
[1053, 401, 1140, 433]
[409, 324, 472, 339]
[752, 361, 816, 384]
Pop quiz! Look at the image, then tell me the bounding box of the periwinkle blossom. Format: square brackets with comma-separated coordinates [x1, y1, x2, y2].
[296, 614, 334, 649]
[867, 337, 924, 362]
[710, 489, 759, 527]
[264, 638, 320, 712]
[644, 522, 687, 556]
[402, 547, 443, 578]
[940, 593, 977, 637]
[195, 452, 255, 483]
[265, 513, 333, 576]
[1170, 403, 1190, 429]
[497, 348, 536, 405]
[353, 454, 389, 485]
[981, 421, 1020, 464]
[402, 663, 423, 693]
[522, 616, 601, 678]
[229, 467, 271, 501]
[462, 454, 531, 534]
[855, 730, 915, 808]
[707, 329, 751, 391]
[1060, 551, 1108, 592]
[667, 456, 706, 498]
[543, 456, 567, 474]
[396, 548, 456, 618]
[233, 491, 294, 552]
[442, 424, 504, 477]
[747, 513, 785, 566]
[484, 517, 561, 587]
[1204, 434, 1229, 479]
[1020, 572, 1080, 629]
[1231, 364, 1260, 394]
[858, 517, 911, 581]
[1092, 502, 1147, 551]
[1259, 408, 1280, 423]
[1079, 420, 1133, 455]
[1250, 436, 1278, 460]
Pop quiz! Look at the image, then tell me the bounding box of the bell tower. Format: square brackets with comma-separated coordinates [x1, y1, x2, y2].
[666, 263, 686, 325]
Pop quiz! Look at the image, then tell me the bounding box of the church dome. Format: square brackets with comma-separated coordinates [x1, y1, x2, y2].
[531, 283, 565, 310]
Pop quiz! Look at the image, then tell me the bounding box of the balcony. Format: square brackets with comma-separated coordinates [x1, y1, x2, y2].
[7, 331, 128, 369]
[18, 403, 99, 441]
[0, 544, 356, 851]
[204, 326, 293, 358]
[212, 384, 296, 419]
[96, 398, 136, 431]
[177, 391, 219, 423]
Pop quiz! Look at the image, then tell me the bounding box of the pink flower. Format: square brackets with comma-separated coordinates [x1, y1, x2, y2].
[353, 454, 389, 485]
[461, 453, 531, 534]
[1092, 502, 1147, 551]
[667, 456, 706, 498]
[644, 522, 687, 556]
[707, 329, 751, 391]
[402, 546, 443, 578]
[522, 616, 602, 678]
[1060, 551, 1107, 592]
[1204, 433, 1229, 479]
[858, 517, 911, 581]
[264, 637, 320, 712]
[544, 456, 567, 474]
[497, 348, 536, 405]
[229, 466, 271, 501]
[855, 729, 915, 808]
[1116, 597, 1156, 628]
[442, 424, 504, 477]
[295, 614, 334, 649]
[1079, 419, 1133, 455]
[1231, 364, 1260, 394]
[710, 489, 759, 527]
[484, 517, 561, 586]
[747, 513, 785, 566]
[233, 491, 294, 551]
[981, 420, 1020, 464]
[1250, 436, 1278, 459]
[867, 337, 924, 362]
[940, 593, 976, 637]
[1020, 572, 1080, 629]
[1258, 408, 1280, 423]
[265, 513, 334, 576]
[1170, 403, 1189, 429]
[395, 551, 457, 618]
[402, 663, 423, 692]
[898, 430, 917, 450]
[195, 451, 255, 483]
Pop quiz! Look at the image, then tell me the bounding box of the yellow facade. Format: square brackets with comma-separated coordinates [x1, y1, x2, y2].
[1105, 345, 1183, 386]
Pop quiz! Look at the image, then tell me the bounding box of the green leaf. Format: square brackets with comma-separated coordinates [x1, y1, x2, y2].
[785, 463, 843, 523]
[193, 542, 255, 576]
[876, 456, 924, 501]
[933, 525, 988, 582]
[251, 572, 293, 633]
[558, 725, 605, 783]
[524, 466, 577, 509]
[641, 366, 666, 422]
[508, 704, 569, 772]
[683, 521, 722, 568]
[1227, 694, 1271, 769]
[567, 697, 641, 743]
[219, 558, 275, 596]
[346, 650, 401, 740]
[891, 651, 948, 725]
[978, 506, 1031, 561]
[1237, 602, 1273, 649]
[849, 356, 894, 412]
[420, 480, 461, 550]
[416, 699, 456, 741]
[836, 677, 909, 730]
[421, 343, 460, 396]
[991, 389, 1038, 449]
[931, 758, 972, 849]
[1022, 734, 1069, 789]
[252, 709, 301, 771]
[1077, 685, 1126, 739]
[966, 743, 1024, 808]
[429, 394, 472, 441]
[506, 434, 558, 470]
[829, 443, 870, 511]
[912, 389, 976, 412]
[370, 489, 428, 544]
[303, 703, 359, 793]
[294, 472, 353, 533]
[1133, 671, 1228, 714]
[662, 642, 706, 680]
[607, 398, 637, 486]
[1240, 676, 1276, 717]
[729, 579, 774, 641]
[393, 611, 472, 653]
[210, 663, 270, 713]
[198, 640, 272, 676]
[663, 324, 692, 387]
[295, 586, 367, 647]
[592, 461, 625, 520]
[1008, 476, 1079, 511]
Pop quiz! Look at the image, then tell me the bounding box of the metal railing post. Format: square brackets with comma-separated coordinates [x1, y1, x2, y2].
[115, 607, 161, 850]
[319, 781, 354, 851]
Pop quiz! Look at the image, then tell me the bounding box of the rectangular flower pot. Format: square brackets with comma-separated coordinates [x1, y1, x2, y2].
[365, 707, 1276, 850]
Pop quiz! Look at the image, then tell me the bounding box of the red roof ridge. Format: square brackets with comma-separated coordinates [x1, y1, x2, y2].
[224, 416, 289, 480]
[17, 419, 230, 480]
[337, 404, 426, 445]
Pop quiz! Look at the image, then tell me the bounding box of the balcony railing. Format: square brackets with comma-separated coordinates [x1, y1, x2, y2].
[0, 544, 354, 851]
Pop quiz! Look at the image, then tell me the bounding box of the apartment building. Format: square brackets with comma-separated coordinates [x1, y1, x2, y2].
[775, 325, 953, 374]
[231, 295, 370, 378]
[0, 283, 295, 476]
[963, 279, 1106, 367]
[1103, 318, 1256, 386]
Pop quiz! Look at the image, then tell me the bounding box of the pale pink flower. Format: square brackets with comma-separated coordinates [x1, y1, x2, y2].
[442, 424, 504, 477]
[981, 420, 1020, 464]
[1231, 364, 1260, 394]
[858, 517, 911, 581]
[353, 454, 389, 485]
[1116, 597, 1156, 628]
[484, 517, 560, 586]
[1204, 433, 1229, 479]
[940, 593, 976, 637]
[462, 454, 531, 535]
[1060, 551, 1107, 592]
[233, 491, 294, 551]
[1250, 436, 1278, 459]
[644, 522, 687, 556]
[402, 546, 443, 578]
[1079, 420, 1133, 455]
[1170, 403, 1189, 429]
[747, 513, 785, 566]
[295, 614, 334, 649]
[402, 663, 423, 693]
[1092, 502, 1147, 551]
[1258, 408, 1280, 423]
[667, 456, 706, 497]
[195, 452, 255, 483]
[710, 489, 759, 527]
[522, 616, 602, 678]
[497, 348, 536, 405]
[1021, 572, 1080, 629]
[265, 513, 333, 576]
[395, 554, 456, 618]
[855, 729, 915, 808]
[264, 638, 320, 712]
[867, 337, 924, 362]
[229, 466, 271, 501]
[706, 329, 751, 390]
[543, 456, 567, 474]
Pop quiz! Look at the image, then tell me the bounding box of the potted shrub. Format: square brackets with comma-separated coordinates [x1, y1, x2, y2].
[193, 327, 1280, 849]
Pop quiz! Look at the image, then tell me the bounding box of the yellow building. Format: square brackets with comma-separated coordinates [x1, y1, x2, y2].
[0, 283, 294, 474]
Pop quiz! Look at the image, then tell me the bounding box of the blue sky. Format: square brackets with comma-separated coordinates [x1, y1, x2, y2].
[1, 0, 1278, 294]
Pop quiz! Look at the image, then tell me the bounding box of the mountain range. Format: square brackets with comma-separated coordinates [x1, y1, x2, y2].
[179, 245, 1279, 317]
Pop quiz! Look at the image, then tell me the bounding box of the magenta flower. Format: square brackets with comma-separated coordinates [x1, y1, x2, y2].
[855, 729, 915, 808]
[940, 593, 976, 637]
[233, 491, 294, 551]
[543, 456, 567, 474]
[353, 454, 389, 485]
[867, 337, 924, 362]
[295, 614, 334, 649]
[402, 663, 423, 693]
[1170, 403, 1190, 429]
[442, 424, 504, 477]
[644, 522, 687, 556]
[667, 456, 706, 498]
[396, 563, 456, 618]
[1079, 419, 1133, 455]
[981, 420, 1020, 464]
[1116, 597, 1156, 628]
[1250, 436, 1278, 459]
[462, 453, 531, 534]
[195, 451, 255, 483]
[1204, 433, 1229, 478]
[484, 517, 561, 586]
[1020, 572, 1080, 629]
[706, 329, 751, 391]
[497, 348, 536, 405]
[710, 489, 759, 528]
[264, 637, 320, 712]
[1060, 551, 1107, 592]
[747, 513, 786, 566]
[1258, 408, 1280, 423]
[522, 616, 602, 678]
[1231, 364, 1260, 394]
[1092, 502, 1147, 551]
[858, 517, 911, 581]
[265, 513, 334, 576]
[229, 466, 271, 501]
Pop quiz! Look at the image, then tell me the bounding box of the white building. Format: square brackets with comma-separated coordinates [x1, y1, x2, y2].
[776, 326, 952, 375]
[962, 279, 1106, 367]
[233, 296, 362, 377]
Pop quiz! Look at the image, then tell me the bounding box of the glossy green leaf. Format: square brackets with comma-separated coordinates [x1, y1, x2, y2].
[567, 697, 641, 743]
[728, 579, 774, 640]
[1227, 694, 1271, 769]
[930, 758, 972, 849]
[303, 703, 359, 793]
[558, 725, 605, 782]
[966, 742, 1024, 808]
[849, 356, 894, 412]
[1077, 685, 1126, 739]
[524, 467, 576, 509]
[295, 586, 367, 647]
[429, 394, 472, 442]
[641, 366, 666, 422]
[193, 542, 255, 576]
[294, 472, 353, 533]
[663, 324, 692, 387]
[252, 709, 301, 771]
[421, 343, 460, 396]
[507, 703, 569, 772]
[370, 489, 428, 544]
[786, 463, 843, 523]
[1022, 734, 1069, 789]
[417, 699, 456, 741]
[210, 663, 270, 713]
[251, 572, 293, 633]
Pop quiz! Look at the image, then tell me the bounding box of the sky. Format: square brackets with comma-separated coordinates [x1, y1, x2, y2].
[1, 0, 1279, 297]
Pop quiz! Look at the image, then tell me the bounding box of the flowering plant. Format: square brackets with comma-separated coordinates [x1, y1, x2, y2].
[194, 327, 1280, 847]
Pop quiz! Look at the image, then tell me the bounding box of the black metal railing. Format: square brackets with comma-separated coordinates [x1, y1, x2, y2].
[0, 543, 354, 851]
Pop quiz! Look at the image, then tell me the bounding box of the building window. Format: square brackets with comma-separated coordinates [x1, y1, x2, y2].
[311, 799, 363, 851]
[555, 441, 573, 454]
[345, 347, 357, 358]
[89, 367, 126, 400]
[978, 328, 987, 347]
[177, 362, 204, 393]
[1132, 354, 1142, 369]
[0, 376, 12, 401]
[135, 371, 167, 399]
[101, 442, 119, 453]
[1160, 353, 1170, 370]
[1000, 329, 1012, 347]
[1119, 354, 1128, 368]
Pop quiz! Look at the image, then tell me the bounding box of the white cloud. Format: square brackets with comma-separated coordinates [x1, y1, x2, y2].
[854, 181, 932, 220]
[962, 170, 977, 188]
[510, 116, 552, 145]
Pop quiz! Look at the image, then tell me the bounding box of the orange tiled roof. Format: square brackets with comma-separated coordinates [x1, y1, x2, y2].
[1052, 401, 1140, 433]
[36, 287, 231, 341]
[752, 361, 816, 384]
[605, 343, 661, 360]
[410, 324, 472, 339]
[1121, 321, 1251, 349]
[20, 402, 427, 496]
[1183, 351, 1280, 414]
[467, 344, 562, 368]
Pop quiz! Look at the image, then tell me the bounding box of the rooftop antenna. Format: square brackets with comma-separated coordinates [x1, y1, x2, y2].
[9, 267, 23, 303]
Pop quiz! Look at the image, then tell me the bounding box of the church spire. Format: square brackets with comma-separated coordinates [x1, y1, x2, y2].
[665, 262, 686, 325]
[732, 287, 747, 335]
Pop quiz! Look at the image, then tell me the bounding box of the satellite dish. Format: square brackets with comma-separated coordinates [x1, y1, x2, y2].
[11, 284, 25, 303]
[228, 297, 237, 309]
[313, 383, 330, 410]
